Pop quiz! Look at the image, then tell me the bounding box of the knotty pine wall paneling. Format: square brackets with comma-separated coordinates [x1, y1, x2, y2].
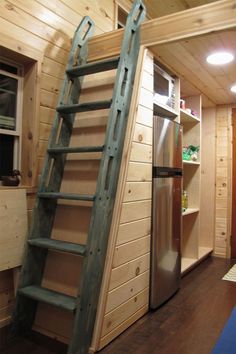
[0, 0, 117, 330]
[33, 48, 154, 353]
[215, 106, 232, 258]
[96, 50, 153, 351]
[0, 0, 115, 188]
[200, 108, 216, 251]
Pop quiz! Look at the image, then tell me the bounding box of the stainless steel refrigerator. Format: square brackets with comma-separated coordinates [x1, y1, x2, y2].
[150, 116, 182, 309]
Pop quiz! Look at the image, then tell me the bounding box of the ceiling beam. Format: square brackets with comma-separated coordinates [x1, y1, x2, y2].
[88, 0, 236, 61]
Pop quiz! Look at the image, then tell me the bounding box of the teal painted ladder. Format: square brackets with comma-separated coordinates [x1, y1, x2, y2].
[12, 1, 146, 353]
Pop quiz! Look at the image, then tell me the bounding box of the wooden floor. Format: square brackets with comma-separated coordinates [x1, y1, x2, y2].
[1, 257, 236, 354]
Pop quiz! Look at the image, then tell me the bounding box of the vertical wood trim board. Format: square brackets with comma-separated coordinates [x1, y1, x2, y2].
[215, 105, 232, 258]
[200, 108, 216, 249]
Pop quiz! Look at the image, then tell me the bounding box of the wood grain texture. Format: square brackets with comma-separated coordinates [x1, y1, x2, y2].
[88, 0, 236, 62]
[31, 7, 148, 352]
[101, 288, 149, 337]
[90, 1, 236, 107]
[0, 270, 14, 328]
[105, 271, 149, 313]
[0, 189, 27, 271]
[215, 106, 231, 258]
[2, 0, 234, 350]
[92, 50, 153, 350]
[200, 108, 216, 249]
[231, 108, 236, 258]
[99, 257, 236, 354]
[0, 0, 116, 195]
[109, 253, 150, 291]
[120, 200, 152, 224]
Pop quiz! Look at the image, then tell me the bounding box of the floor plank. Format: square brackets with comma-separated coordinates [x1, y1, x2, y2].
[1, 257, 236, 354]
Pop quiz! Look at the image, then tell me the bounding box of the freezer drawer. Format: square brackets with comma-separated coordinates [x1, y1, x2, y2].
[150, 176, 181, 309]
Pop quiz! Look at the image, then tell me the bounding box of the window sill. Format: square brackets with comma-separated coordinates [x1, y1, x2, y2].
[0, 184, 37, 194]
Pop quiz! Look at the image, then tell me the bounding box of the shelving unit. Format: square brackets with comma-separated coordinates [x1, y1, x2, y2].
[152, 59, 214, 276]
[180, 95, 213, 274]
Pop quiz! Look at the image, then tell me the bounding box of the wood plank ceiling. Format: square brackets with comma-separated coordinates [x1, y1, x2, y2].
[144, 0, 236, 106]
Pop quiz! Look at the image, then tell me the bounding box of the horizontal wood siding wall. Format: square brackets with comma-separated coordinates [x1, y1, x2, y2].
[0, 0, 115, 330]
[33, 69, 116, 344]
[98, 51, 153, 350]
[215, 105, 232, 258]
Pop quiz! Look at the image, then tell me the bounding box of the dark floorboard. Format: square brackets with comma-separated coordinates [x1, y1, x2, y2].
[1, 257, 236, 354]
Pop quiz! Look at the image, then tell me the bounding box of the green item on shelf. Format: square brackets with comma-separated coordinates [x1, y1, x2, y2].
[182, 146, 191, 160]
[188, 145, 199, 153]
[183, 145, 199, 161]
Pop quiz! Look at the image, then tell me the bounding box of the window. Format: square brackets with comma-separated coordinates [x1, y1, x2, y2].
[0, 58, 23, 178]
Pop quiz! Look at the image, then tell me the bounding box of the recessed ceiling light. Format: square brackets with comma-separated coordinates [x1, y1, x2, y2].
[231, 85, 236, 93]
[206, 52, 234, 65]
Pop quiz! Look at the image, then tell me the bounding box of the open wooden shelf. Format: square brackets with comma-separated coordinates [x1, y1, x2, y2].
[180, 108, 200, 123]
[153, 101, 179, 118]
[183, 160, 200, 165]
[198, 246, 213, 259]
[181, 247, 213, 274]
[182, 208, 199, 216]
[181, 257, 198, 273]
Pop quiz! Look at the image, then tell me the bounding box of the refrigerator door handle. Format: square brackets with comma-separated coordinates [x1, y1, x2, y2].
[153, 166, 182, 178]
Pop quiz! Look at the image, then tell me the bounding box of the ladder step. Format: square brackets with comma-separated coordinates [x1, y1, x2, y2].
[67, 56, 120, 78]
[57, 100, 112, 114]
[18, 285, 76, 312]
[28, 238, 86, 256]
[38, 192, 95, 201]
[48, 145, 104, 154]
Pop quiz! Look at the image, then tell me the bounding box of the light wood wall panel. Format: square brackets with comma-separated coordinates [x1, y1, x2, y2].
[32, 48, 154, 352]
[93, 50, 154, 351]
[0, 190, 27, 326]
[0, 0, 116, 191]
[33, 65, 116, 341]
[0, 190, 27, 271]
[215, 106, 232, 257]
[0, 0, 117, 334]
[200, 108, 216, 249]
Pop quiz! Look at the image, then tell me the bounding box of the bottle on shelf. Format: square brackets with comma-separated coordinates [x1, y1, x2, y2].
[182, 190, 188, 212]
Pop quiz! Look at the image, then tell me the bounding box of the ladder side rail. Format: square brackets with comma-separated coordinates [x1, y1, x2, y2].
[69, 2, 146, 353]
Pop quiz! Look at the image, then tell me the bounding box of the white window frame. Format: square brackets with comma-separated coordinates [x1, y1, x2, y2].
[0, 60, 23, 172]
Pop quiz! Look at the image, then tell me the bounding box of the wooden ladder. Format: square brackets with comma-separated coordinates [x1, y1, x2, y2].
[12, 1, 146, 353]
